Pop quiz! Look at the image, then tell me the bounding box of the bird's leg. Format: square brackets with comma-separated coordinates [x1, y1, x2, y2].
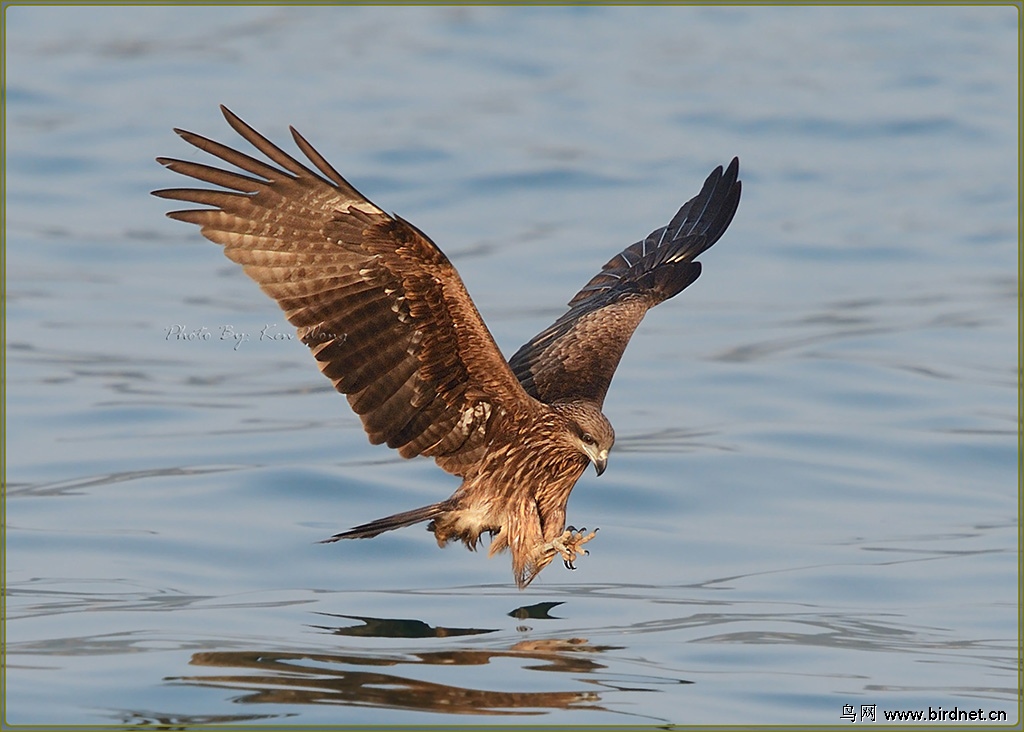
[550, 526, 598, 570]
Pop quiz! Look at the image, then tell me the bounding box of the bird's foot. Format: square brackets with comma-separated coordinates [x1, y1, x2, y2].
[551, 526, 598, 570]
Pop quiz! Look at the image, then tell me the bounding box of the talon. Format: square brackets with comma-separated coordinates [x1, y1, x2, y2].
[551, 524, 600, 573]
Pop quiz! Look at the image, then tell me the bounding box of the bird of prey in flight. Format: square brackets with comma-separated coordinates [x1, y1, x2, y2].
[154, 106, 741, 588]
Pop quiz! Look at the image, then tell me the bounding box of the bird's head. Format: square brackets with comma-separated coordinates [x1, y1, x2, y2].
[558, 401, 615, 476]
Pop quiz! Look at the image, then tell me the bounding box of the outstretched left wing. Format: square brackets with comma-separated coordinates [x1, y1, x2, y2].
[153, 106, 539, 475]
[509, 157, 740, 407]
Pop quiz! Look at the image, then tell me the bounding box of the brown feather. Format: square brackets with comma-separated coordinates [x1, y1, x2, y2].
[153, 106, 540, 470]
[509, 157, 741, 406]
[154, 107, 741, 589]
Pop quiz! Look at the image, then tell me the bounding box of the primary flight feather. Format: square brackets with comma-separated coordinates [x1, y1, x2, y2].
[154, 106, 741, 588]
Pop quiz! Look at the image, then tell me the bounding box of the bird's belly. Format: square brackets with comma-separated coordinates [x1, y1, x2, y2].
[429, 499, 501, 550]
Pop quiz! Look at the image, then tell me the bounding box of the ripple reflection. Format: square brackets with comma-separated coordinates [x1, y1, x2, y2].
[170, 629, 625, 715]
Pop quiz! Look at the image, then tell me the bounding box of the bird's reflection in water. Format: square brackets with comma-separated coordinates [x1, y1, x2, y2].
[170, 609, 623, 715]
[508, 601, 564, 620]
[310, 613, 499, 638]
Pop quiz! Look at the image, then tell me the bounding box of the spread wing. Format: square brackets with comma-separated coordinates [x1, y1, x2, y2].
[153, 105, 536, 476]
[509, 157, 740, 406]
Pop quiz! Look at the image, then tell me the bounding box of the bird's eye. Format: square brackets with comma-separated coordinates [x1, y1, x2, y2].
[582, 433, 595, 445]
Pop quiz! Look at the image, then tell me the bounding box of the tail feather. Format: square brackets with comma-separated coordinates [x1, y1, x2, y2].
[321, 501, 449, 542]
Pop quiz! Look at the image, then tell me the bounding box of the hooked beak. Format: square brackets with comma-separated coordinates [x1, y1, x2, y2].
[593, 449, 608, 477]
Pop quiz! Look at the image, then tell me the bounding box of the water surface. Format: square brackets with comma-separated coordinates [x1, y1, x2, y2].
[5, 5, 1018, 726]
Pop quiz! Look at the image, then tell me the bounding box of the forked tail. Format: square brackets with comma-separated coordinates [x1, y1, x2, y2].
[320, 501, 450, 542]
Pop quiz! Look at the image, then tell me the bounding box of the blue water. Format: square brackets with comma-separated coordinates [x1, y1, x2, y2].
[6, 5, 1018, 726]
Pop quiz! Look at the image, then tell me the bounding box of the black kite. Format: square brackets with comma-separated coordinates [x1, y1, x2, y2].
[154, 106, 741, 588]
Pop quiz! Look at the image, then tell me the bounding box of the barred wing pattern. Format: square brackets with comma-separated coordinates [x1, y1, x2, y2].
[509, 157, 740, 406]
[154, 106, 535, 476]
